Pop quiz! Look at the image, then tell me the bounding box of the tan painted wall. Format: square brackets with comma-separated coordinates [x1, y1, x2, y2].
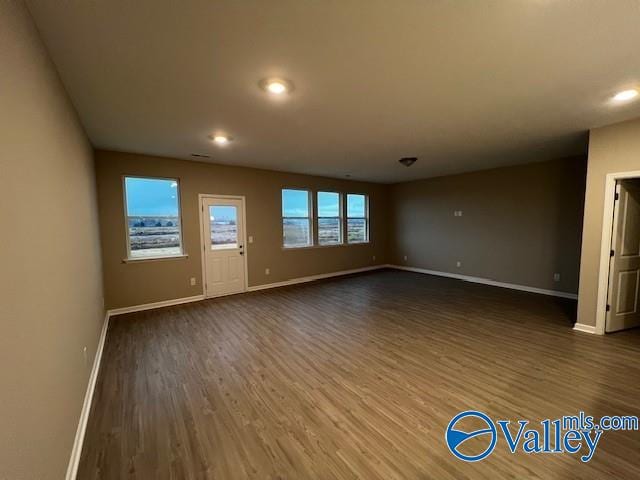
[0, 2, 104, 479]
[95, 150, 390, 309]
[577, 118, 640, 327]
[390, 157, 586, 294]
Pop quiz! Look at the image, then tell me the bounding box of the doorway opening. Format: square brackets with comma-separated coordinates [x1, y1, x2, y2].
[199, 194, 248, 298]
[597, 174, 640, 333]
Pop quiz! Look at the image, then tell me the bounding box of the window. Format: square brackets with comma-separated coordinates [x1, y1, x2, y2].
[317, 192, 342, 245]
[347, 193, 369, 243]
[282, 189, 312, 248]
[124, 177, 183, 259]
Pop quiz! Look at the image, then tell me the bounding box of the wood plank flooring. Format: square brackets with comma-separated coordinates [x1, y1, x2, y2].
[78, 270, 640, 479]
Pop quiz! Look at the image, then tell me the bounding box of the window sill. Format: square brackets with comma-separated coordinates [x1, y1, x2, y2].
[282, 244, 340, 250]
[122, 254, 189, 263]
[282, 242, 370, 250]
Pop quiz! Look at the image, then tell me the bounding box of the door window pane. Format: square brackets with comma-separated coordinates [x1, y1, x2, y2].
[124, 177, 183, 258]
[210, 205, 238, 249]
[282, 189, 312, 247]
[317, 191, 342, 245]
[347, 194, 369, 243]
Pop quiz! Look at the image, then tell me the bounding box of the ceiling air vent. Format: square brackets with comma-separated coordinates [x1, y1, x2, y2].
[399, 157, 417, 167]
[191, 153, 211, 159]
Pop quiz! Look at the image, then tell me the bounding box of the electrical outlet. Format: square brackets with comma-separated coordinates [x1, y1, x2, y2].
[456, 261, 462, 267]
[372, 255, 376, 261]
[265, 268, 270, 275]
[248, 235, 254, 243]
[190, 277, 196, 286]
[553, 273, 560, 282]
[403, 255, 408, 261]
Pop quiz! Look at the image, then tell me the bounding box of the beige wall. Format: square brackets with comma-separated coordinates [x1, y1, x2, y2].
[0, 2, 104, 479]
[95, 150, 390, 309]
[577, 118, 640, 327]
[390, 157, 586, 294]
[0, 2, 632, 474]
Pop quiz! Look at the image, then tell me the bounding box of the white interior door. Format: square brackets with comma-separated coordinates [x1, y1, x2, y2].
[606, 181, 640, 332]
[201, 196, 246, 297]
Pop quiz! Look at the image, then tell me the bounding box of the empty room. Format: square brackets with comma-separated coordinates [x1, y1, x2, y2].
[3, 1, 640, 479]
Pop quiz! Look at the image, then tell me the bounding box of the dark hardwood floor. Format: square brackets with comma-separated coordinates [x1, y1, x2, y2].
[78, 270, 640, 479]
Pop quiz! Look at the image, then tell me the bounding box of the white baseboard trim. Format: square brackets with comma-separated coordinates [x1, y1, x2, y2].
[388, 265, 578, 300]
[247, 265, 386, 292]
[66, 293, 206, 478]
[572, 323, 598, 334]
[106, 267, 387, 315]
[106, 265, 387, 316]
[107, 294, 205, 317]
[65, 311, 110, 480]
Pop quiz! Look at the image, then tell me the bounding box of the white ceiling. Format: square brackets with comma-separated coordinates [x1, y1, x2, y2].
[26, 0, 640, 183]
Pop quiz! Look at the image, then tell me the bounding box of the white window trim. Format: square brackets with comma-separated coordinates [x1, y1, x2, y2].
[282, 188, 314, 249]
[122, 254, 189, 263]
[122, 175, 186, 261]
[346, 193, 370, 244]
[317, 191, 343, 246]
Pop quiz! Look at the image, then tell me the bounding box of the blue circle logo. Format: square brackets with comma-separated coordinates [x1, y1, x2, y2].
[445, 410, 497, 462]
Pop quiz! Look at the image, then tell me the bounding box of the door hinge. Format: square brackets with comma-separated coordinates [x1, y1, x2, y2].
[615, 192, 620, 201]
[606, 304, 611, 312]
[610, 249, 615, 257]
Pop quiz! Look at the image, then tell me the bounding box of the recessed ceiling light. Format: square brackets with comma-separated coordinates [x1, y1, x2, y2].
[210, 134, 231, 145]
[260, 78, 293, 95]
[613, 89, 638, 102]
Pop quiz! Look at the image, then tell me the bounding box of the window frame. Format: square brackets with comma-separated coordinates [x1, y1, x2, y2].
[281, 188, 314, 249]
[316, 191, 343, 246]
[346, 193, 370, 244]
[122, 175, 187, 262]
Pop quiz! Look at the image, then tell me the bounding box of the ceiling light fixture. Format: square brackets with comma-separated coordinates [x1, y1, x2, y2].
[399, 157, 417, 167]
[260, 78, 293, 95]
[613, 89, 638, 102]
[210, 134, 232, 145]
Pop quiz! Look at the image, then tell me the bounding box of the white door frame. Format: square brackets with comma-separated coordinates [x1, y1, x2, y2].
[594, 170, 640, 334]
[198, 194, 249, 297]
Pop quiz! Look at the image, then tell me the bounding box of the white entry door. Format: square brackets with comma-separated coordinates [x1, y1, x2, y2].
[606, 181, 640, 332]
[201, 196, 246, 297]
